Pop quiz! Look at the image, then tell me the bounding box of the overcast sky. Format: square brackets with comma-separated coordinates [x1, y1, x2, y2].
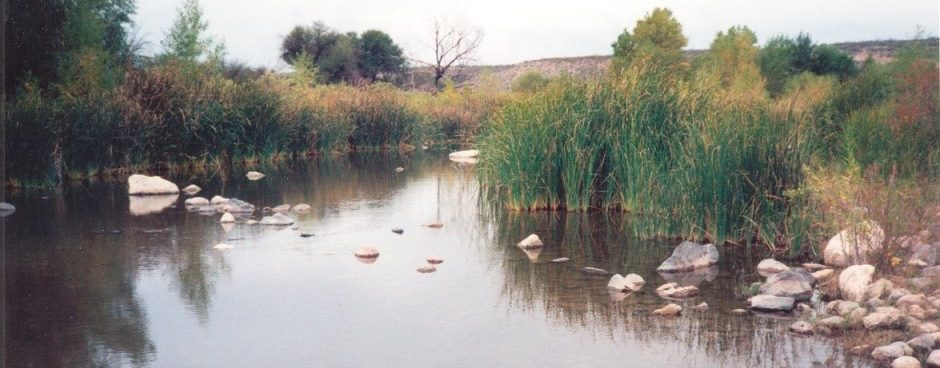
[133, 0, 939, 68]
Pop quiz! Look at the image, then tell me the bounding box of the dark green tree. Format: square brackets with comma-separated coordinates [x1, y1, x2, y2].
[357, 30, 404, 82]
[811, 44, 858, 79]
[280, 22, 339, 65]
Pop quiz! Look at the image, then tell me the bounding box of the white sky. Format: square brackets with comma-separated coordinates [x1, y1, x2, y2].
[133, 0, 939, 68]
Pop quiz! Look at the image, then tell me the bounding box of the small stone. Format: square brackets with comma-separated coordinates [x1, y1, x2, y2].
[212, 243, 233, 250]
[246, 171, 265, 180]
[892, 356, 922, 368]
[272, 204, 291, 213]
[354, 247, 380, 259]
[790, 320, 814, 334]
[657, 284, 700, 298]
[210, 195, 229, 205]
[292, 204, 312, 213]
[865, 307, 906, 330]
[395, 167, 405, 173]
[581, 267, 609, 276]
[260, 213, 294, 226]
[417, 265, 436, 273]
[897, 294, 930, 310]
[425, 223, 444, 229]
[731, 308, 747, 314]
[427, 257, 444, 264]
[247, 219, 259, 225]
[391, 228, 404, 234]
[652, 303, 682, 316]
[757, 258, 790, 274]
[890, 289, 912, 304]
[185, 197, 210, 206]
[607, 274, 646, 292]
[819, 316, 847, 329]
[182, 184, 202, 195]
[220, 213, 235, 223]
[551, 257, 570, 263]
[692, 302, 709, 310]
[300, 233, 315, 238]
[827, 300, 861, 316]
[517, 234, 544, 249]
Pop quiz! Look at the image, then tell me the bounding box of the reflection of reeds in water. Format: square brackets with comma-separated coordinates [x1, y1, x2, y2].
[484, 212, 870, 367]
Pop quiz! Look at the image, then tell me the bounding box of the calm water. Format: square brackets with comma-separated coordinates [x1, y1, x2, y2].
[5, 153, 874, 367]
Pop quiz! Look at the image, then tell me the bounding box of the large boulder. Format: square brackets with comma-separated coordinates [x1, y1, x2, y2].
[749, 294, 796, 312]
[127, 174, 179, 195]
[759, 268, 815, 300]
[656, 241, 719, 273]
[757, 258, 790, 275]
[840, 264, 875, 302]
[892, 356, 922, 368]
[823, 221, 885, 267]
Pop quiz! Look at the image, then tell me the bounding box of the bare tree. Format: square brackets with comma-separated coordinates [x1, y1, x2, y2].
[415, 19, 482, 90]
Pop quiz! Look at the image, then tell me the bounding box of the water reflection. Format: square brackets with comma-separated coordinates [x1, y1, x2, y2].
[4, 153, 874, 367]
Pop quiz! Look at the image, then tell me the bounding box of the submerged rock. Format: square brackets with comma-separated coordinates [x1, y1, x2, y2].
[417, 265, 437, 273]
[759, 268, 815, 300]
[272, 204, 291, 213]
[871, 341, 913, 361]
[448, 149, 480, 159]
[424, 222, 444, 229]
[127, 174, 179, 195]
[395, 167, 405, 173]
[840, 264, 875, 302]
[607, 274, 645, 292]
[757, 258, 790, 275]
[517, 234, 544, 249]
[212, 243, 233, 250]
[656, 241, 720, 273]
[219, 198, 255, 213]
[260, 213, 294, 226]
[427, 257, 444, 264]
[581, 267, 609, 276]
[657, 283, 700, 298]
[292, 203, 312, 213]
[182, 184, 201, 195]
[692, 302, 709, 310]
[659, 265, 718, 287]
[652, 303, 682, 317]
[790, 321, 814, 334]
[551, 257, 570, 263]
[245, 171, 265, 180]
[749, 294, 796, 312]
[823, 221, 885, 267]
[391, 227, 404, 234]
[0, 202, 15, 216]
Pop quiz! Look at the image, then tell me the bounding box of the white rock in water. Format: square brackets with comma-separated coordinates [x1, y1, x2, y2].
[129, 194, 178, 216]
[790, 321, 814, 334]
[448, 149, 479, 159]
[182, 184, 201, 195]
[184, 197, 210, 206]
[127, 174, 179, 195]
[757, 258, 790, 274]
[749, 294, 796, 312]
[395, 167, 405, 173]
[210, 195, 229, 205]
[0, 202, 15, 216]
[260, 212, 294, 226]
[212, 243, 233, 250]
[607, 274, 645, 292]
[220, 213, 236, 223]
[824, 221, 885, 267]
[246, 219, 259, 225]
[657, 241, 720, 272]
[292, 203, 312, 213]
[840, 264, 875, 302]
[246, 171, 265, 180]
[517, 234, 544, 249]
[551, 257, 570, 263]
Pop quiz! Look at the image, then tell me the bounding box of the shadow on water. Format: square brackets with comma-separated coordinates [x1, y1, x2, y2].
[4, 152, 875, 367]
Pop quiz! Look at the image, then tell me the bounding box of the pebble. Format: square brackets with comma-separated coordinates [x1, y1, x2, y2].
[551, 257, 570, 263]
[417, 265, 437, 273]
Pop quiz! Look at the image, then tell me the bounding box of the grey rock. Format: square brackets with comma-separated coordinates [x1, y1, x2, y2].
[656, 241, 719, 273]
[907, 332, 940, 352]
[827, 300, 861, 316]
[824, 221, 885, 267]
[840, 264, 875, 302]
[658, 265, 718, 287]
[607, 273, 646, 292]
[927, 350, 940, 367]
[790, 320, 814, 334]
[864, 307, 906, 330]
[892, 356, 922, 368]
[260, 213, 294, 226]
[757, 258, 790, 275]
[657, 284, 699, 298]
[759, 268, 816, 300]
[871, 341, 913, 361]
[652, 303, 682, 316]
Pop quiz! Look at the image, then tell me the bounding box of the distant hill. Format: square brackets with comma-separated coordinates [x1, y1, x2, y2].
[402, 38, 939, 91]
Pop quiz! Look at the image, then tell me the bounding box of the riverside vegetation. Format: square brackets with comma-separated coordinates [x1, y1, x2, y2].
[5, 3, 939, 258]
